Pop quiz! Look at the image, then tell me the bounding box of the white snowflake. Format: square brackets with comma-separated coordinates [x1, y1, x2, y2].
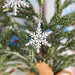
[3, 0, 29, 15]
[25, 22, 52, 53]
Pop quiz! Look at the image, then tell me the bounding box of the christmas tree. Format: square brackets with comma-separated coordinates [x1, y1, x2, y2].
[0, 0, 75, 75]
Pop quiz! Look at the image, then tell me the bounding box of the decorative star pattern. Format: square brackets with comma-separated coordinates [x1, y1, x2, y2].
[25, 22, 52, 53]
[3, 0, 29, 15]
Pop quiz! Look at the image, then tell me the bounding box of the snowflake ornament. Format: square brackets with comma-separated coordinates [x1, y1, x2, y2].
[3, 0, 29, 15]
[25, 22, 52, 53]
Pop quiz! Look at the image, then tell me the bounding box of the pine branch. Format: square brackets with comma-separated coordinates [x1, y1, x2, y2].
[57, 12, 75, 27]
[55, 0, 62, 18]
[38, 0, 46, 7]
[62, 0, 75, 9]
[55, 55, 75, 72]
[0, 54, 8, 71]
[0, 49, 29, 63]
[0, 0, 9, 33]
[46, 12, 75, 31]
[0, 27, 13, 46]
[0, 0, 75, 74]
[13, 0, 38, 22]
[48, 0, 75, 31]
[48, 0, 62, 27]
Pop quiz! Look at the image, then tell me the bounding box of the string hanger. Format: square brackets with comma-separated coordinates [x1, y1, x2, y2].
[38, 0, 45, 30]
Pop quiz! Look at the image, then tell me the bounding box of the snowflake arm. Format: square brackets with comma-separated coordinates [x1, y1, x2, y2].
[25, 39, 35, 46]
[3, 0, 12, 8]
[45, 31, 52, 36]
[25, 30, 35, 37]
[3, 0, 29, 15]
[19, 1, 29, 7]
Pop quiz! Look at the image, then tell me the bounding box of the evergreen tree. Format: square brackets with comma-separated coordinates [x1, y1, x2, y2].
[0, 0, 75, 75]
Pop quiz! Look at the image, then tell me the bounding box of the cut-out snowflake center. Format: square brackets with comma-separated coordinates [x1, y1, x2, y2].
[25, 22, 52, 53]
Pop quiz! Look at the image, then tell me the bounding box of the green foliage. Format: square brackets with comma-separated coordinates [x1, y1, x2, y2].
[0, 54, 7, 71]
[62, 0, 75, 9]
[0, 0, 75, 75]
[0, 0, 9, 33]
[0, 44, 3, 48]
[38, 0, 46, 7]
